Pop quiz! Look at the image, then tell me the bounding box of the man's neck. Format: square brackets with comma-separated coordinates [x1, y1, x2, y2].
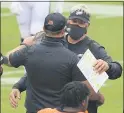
[46, 34, 64, 38]
[67, 34, 86, 44]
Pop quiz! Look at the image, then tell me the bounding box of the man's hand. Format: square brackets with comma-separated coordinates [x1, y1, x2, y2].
[23, 36, 35, 46]
[93, 59, 109, 74]
[9, 89, 21, 108]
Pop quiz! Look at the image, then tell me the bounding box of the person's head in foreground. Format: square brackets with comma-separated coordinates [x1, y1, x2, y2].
[67, 4, 91, 42]
[43, 12, 66, 38]
[37, 81, 90, 113]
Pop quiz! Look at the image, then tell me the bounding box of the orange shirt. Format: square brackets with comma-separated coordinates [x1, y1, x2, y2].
[37, 108, 88, 113]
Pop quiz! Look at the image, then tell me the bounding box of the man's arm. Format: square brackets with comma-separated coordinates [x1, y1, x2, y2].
[0, 35, 40, 67]
[9, 75, 27, 108]
[106, 61, 122, 79]
[9, 72, 27, 108]
[97, 47, 122, 79]
[90, 43, 122, 79]
[13, 73, 27, 92]
[1, 45, 28, 68]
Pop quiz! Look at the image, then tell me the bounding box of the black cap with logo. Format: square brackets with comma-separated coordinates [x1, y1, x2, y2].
[69, 4, 91, 23]
[44, 13, 66, 32]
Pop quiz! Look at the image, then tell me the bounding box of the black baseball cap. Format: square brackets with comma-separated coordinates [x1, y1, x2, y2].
[44, 13, 66, 32]
[69, 4, 91, 23]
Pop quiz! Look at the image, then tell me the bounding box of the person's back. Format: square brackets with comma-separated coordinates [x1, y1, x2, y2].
[25, 38, 84, 110]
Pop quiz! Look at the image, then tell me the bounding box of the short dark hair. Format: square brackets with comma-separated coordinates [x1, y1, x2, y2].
[60, 81, 90, 108]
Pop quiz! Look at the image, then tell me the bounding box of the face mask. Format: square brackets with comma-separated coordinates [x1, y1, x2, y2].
[67, 24, 87, 40]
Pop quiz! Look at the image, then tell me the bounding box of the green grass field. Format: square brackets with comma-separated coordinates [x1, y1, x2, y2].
[1, 2, 123, 113]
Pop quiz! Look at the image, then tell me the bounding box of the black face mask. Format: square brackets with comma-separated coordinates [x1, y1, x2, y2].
[67, 24, 87, 40]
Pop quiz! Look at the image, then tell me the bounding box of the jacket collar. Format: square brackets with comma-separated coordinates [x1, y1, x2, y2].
[41, 36, 65, 47]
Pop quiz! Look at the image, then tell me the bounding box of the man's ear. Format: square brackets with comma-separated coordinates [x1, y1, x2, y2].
[67, 19, 71, 24]
[85, 23, 90, 28]
[87, 23, 90, 29]
[80, 100, 87, 112]
[81, 97, 89, 111]
[88, 23, 90, 27]
[82, 100, 86, 106]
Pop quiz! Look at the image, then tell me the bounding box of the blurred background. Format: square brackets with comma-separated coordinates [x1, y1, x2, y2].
[1, 1, 123, 113]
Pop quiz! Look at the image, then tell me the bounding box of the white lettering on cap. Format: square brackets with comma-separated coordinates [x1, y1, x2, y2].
[70, 4, 90, 16]
[76, 11, 83, 15]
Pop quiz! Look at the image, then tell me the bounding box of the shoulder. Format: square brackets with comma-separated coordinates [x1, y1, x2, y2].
[25, 43, 42, 55]
[63, 47, 78, 58]
[34, 31, 46, 42]
[57, 46, 79, 65]
[66, 50, 79, 64]
[15, 44, 38, 56]
[86, 36, 110, 59]
[86, 36, 105, 50]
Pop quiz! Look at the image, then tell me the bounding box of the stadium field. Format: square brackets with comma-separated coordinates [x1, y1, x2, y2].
[1, 2, 123, 113]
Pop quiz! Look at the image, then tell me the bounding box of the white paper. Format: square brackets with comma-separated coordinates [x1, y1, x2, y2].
[77, 49, 108, 93]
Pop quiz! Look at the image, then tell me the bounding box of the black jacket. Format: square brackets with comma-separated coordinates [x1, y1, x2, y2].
[11, 37, 86, 113]
[67, 36, 122, 80]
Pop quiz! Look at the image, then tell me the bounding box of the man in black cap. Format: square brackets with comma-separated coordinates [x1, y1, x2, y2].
[65, 4, 122, 113]
[1, 12, 92, 113]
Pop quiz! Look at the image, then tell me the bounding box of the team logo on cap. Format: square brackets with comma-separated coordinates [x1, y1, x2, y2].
[76, 11, 83, 15]
[70, 4, 90, 16]
[48, 20, 53, 25]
